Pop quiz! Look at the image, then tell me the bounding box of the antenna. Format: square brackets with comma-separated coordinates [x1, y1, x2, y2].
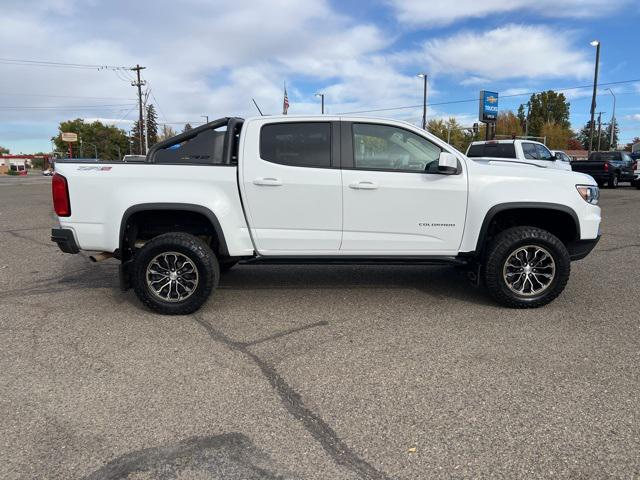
[252, 98, 264, 116]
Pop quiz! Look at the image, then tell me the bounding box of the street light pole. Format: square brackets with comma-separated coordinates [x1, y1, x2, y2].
[588, 40, 600, 155]
[314, 93, 325, 114]
[417, 73, 428, 130]
[606, 88, 616, 150]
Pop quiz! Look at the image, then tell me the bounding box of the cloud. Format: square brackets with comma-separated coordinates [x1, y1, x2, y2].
[422, 25, 592, 81]
[387, 0, 629, 27]
[625, 114, 640, 121]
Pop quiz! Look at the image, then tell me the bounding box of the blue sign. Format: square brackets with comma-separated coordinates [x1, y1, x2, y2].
[479, 90, 499, 123]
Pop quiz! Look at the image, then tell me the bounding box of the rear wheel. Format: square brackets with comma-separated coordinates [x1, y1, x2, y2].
[483, 226, 570, 308]
[608, 174, 619, 188]
[132, 232, 219, 315]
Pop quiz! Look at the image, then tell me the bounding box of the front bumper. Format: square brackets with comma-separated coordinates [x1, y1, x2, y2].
[567, 235, 600, 261]
[51, 228, 80, 254]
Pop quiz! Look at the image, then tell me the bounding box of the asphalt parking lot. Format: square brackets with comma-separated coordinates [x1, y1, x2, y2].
[1, 176, 639, 479]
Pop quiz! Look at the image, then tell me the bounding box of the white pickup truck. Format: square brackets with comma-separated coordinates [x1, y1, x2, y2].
[466, 139, 572, 171]
[51, 116, 601, 314]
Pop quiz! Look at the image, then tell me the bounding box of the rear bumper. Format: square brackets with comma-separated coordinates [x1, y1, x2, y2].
[51, 228, 80, 254]
[567, 235, 600, 261]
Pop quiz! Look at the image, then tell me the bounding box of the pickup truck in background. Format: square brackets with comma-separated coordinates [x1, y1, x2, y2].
[51, 116, 601, 314]
[570, 151, 635, 188]
[466, 140, 572, 171]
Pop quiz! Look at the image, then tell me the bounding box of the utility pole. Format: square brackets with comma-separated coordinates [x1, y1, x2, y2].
[588, 40, 600, 156]
[130, 64, 146, 154]
[596, 111, 605, 151]
[606, 88, 616, 150]
[417, 73, 428, 130]
[524, 102, 531, 137]
[315, 93, 325, 114]
[201, 115, 209, 124]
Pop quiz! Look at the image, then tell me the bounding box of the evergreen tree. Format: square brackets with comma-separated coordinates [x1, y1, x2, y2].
[146, 104, 159, 147]
[577, 120, 611, 151]
[182, 123, 193, 133]
[130, 120, 144, 155]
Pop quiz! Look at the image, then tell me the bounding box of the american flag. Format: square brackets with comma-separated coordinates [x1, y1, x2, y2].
[282, 83, 289, 115]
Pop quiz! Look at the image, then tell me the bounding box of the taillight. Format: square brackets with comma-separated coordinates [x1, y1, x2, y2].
[52, 173, 71, 217]
[633, 161, 637, 171]
[603, 162, 609, 172]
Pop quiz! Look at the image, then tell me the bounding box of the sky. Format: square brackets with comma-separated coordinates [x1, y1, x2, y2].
[1, 0, 639, 153]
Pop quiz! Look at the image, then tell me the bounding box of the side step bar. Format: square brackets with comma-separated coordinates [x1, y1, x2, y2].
[238, 255, 469, 266]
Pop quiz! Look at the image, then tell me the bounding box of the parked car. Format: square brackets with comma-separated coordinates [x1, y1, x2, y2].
[51, 116, 601, 314]
[466, 140, 572, 170]
[550, 150, 573, 170]
[122, 155, 146, 163]
[42, 168, 54, 176]
[570, 151, 635, 188]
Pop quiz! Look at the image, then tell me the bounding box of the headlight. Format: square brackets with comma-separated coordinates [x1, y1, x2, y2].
[576, 185, 599, 205]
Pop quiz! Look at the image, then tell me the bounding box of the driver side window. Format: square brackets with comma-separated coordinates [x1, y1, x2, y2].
[352, 123, 441, 172]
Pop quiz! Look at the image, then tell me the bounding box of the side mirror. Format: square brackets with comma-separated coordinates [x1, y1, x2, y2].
[438, 152, 458, 174]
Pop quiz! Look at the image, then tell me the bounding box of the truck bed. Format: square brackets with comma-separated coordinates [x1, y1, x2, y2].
[53, 161, 254, 256]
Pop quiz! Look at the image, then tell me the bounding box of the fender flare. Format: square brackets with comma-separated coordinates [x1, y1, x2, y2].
[119, 203, 229, 257]
[475, 202, 581, 253]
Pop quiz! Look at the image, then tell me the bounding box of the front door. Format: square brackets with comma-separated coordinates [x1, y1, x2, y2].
[340, 122, 467, 254]
[241, 121, 342, 254]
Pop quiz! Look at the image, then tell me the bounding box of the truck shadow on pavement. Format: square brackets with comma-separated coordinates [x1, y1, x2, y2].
[218, 264, 494, 307]
[82, 433, 295, 480]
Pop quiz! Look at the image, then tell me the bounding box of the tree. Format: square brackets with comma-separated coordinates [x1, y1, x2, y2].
[623, 136, 640, 152]
[519, 91, 570, 138]
[0, 145, 9, 155]
[130, 119, 144, 155]
[577, 120, 610, 151]
[51, 118, 130, 160]
[426, 117, 475, 152]
[146, 104, 159, 147]
[182, 123, 193, 133]
[567, 138, 583, 150]
[158, 124, 177, 142]
[604, 121, 619, 150]
[540, 122, 571, 150]
[495, 111, 523, 138]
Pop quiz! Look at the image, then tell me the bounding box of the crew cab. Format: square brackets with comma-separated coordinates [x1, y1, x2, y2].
[571, 151, 635, 188]
[51, 116, 601, 314]
[466, 140, 572, 171]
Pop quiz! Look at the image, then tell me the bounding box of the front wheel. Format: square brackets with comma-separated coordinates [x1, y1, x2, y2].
[483, 227, 570, 308]
[132, 232, 219, 315]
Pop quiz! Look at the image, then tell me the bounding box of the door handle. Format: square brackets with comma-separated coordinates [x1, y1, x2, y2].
[253, 177, 283, 186]
[349, 181, 378, 190]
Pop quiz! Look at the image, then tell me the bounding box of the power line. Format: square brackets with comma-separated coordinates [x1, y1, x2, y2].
[0, 92, 136, 100]
[0, 104, 136, 110]
[0, 57, 130, 70]
[337, 78, 640, 115]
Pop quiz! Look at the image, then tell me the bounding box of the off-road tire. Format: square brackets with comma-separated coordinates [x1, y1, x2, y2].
[483, 226, 570, 308]
[132, 232, 219, 315]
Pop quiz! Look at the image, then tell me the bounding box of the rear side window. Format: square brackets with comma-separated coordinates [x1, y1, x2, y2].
[467, 143, 516, 158]
[260, 123, 331, 168]
[154, 127, 226, 164]
[522, 143, 538, 159]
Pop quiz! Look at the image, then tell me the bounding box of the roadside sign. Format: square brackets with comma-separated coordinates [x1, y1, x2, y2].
[61, 132, 78, 142]
[479, 90, 499, 123]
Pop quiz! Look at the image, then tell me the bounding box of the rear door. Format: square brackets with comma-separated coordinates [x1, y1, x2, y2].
[340, 121, 467, 254]
[240, 119, 342, 254]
